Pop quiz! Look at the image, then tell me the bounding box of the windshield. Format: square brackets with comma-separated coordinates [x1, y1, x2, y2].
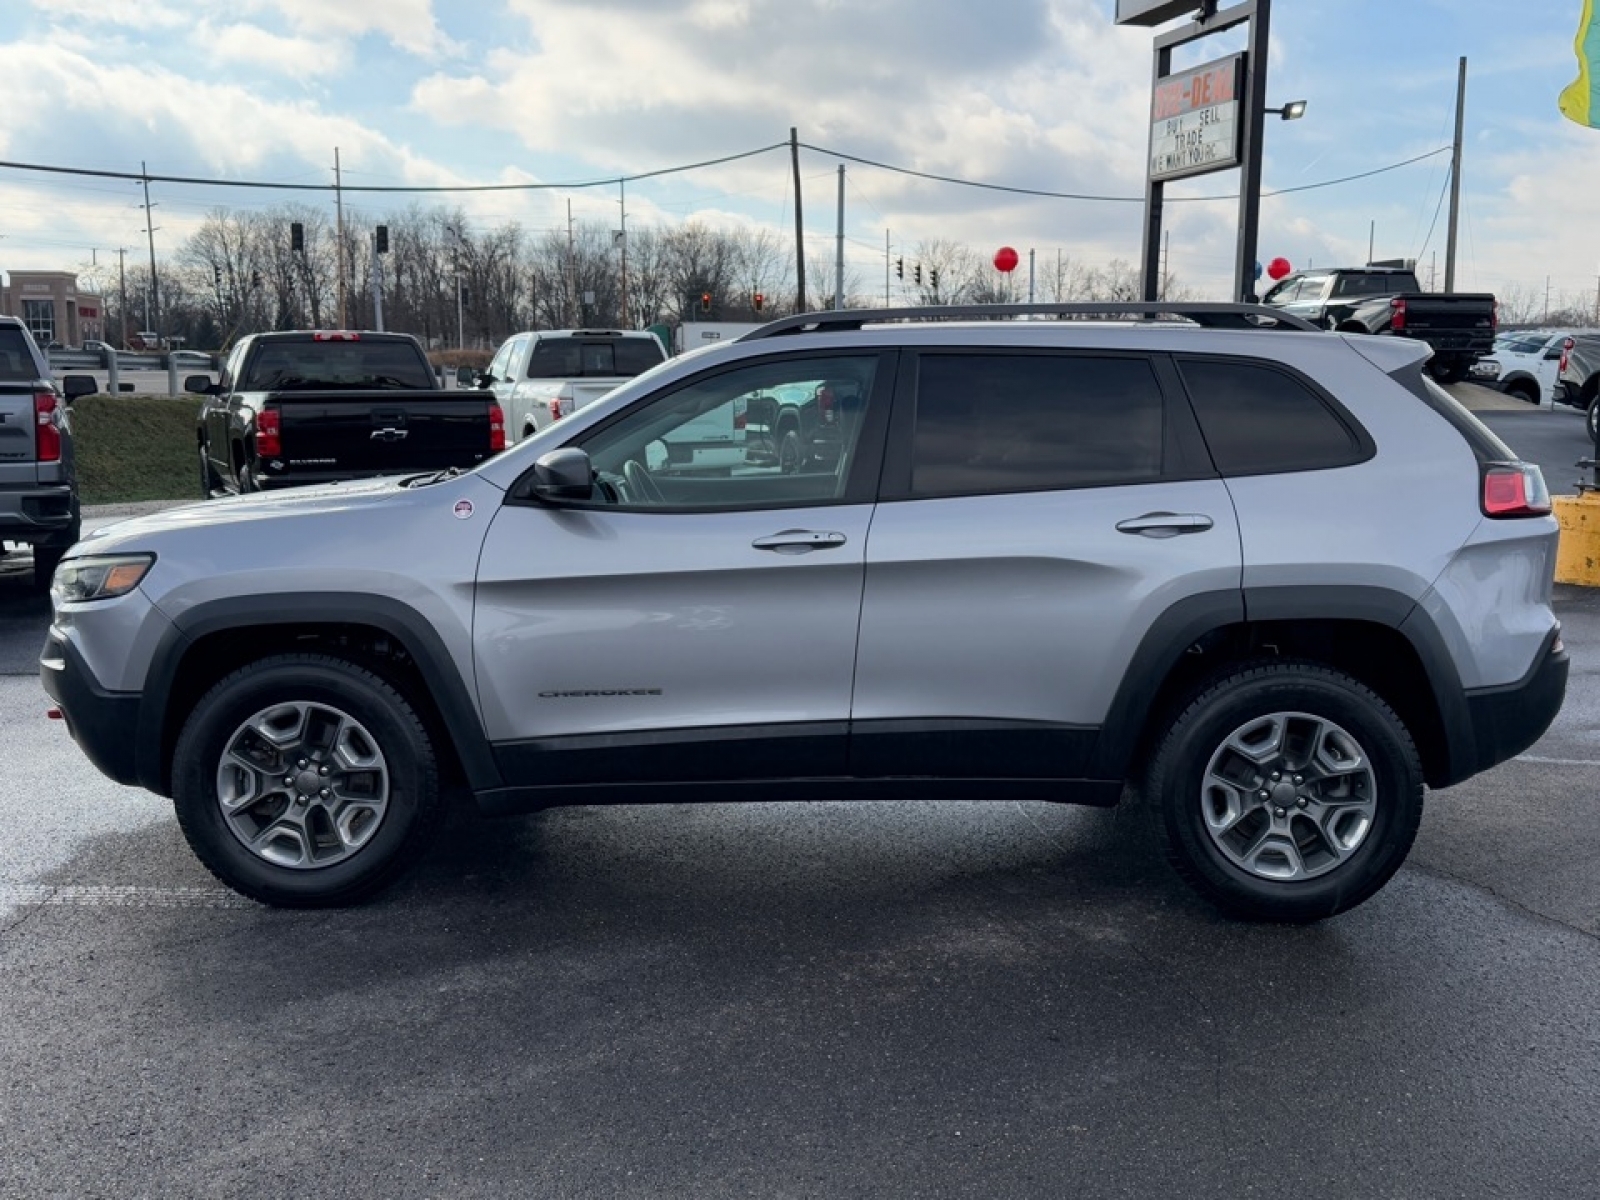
[526, 337, 664, 379]
[242, 340, 435, 390]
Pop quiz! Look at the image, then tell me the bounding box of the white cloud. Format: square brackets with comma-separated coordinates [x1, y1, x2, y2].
[203, 22, 347, 79]
[243, 0, 463, 59]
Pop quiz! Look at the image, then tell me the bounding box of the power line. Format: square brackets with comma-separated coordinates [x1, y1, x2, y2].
[0, 143, 791, 194]
[798, 140, 1454, 203]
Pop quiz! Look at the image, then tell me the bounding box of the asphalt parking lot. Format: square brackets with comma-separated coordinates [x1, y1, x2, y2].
[2, 394, 1598, 1197]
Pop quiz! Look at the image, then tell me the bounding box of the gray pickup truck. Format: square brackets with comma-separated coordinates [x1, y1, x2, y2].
[0, 317, 96, 588]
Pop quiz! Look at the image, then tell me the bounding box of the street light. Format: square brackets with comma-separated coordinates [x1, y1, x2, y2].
[1266, 99, 1308, 121]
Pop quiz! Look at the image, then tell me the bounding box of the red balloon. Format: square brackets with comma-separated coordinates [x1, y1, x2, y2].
[1267, 257, 1293, 280]
[994, 246, 1019, 273]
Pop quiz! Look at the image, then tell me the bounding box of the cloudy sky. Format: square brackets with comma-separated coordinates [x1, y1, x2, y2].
[1, 0, 1595, 310]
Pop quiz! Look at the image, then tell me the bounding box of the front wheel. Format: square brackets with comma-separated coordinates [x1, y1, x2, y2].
[172, 655, 441, 907]
[1143, 662, 1423, 923]
[1588, 396, 1599, 445]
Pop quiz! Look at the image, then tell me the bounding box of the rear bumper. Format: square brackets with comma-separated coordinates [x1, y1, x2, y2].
[1459, 628, 1568, 779]
[0, 484, 77, 542]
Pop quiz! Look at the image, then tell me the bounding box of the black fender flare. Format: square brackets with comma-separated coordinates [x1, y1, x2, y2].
[135, 592, 502, 796]
[1089, 585, 1471, 784]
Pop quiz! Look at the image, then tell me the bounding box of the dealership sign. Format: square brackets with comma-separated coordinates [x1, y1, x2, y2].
[1148, 53, 1243, 182]
[1115, 0, 1203, 24]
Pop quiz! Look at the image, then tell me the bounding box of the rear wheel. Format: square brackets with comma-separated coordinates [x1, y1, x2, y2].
[1143, 661, 1424, 923]
[1428, 357, 1468, 385]
[1506, 380, 1540, 405]
[172, 654, 441, 907]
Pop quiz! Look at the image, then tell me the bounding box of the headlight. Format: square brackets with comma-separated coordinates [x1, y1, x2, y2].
[52, 554, 155, 603]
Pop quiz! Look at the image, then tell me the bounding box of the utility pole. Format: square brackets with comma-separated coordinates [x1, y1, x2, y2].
[884, 229, 891, 307]
[790, 127, 807, 314]
[371, 231, 385, 332]
[117, 248, 128, 348]
[1444, 56, 1467, 292]
[1368, 219, 1375, 265]
[1159, 230, 1170, 301]
[619, 178, 629, 327]
[1029, 248, 1036, 304]
[140, 162, 159, 339]
[566, 199, 576, 323]
[834, 165, 845, 311]
[1545, 275, 1552, 322]
[334, 148, 347, 328]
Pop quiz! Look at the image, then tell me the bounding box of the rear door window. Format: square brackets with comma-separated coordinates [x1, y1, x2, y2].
[1178, 357, 1370, 475]
[908, 353, 1168, 497]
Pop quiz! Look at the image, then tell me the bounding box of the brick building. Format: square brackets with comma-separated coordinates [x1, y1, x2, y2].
[0, 270, 103, 346]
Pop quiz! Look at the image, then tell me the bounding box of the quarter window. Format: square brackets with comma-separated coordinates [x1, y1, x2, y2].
[1179, 358, 1364, 475]
[910, 353, 1166, 497]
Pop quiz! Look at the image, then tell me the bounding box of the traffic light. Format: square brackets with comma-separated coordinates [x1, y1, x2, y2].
[290, 222, 304, 253]
[213, 264, 221, 287]
[752, 292, 765, 313]
[460, 283, 470, 307]
[895, 257, 904, 280]
[700, 291, 712, 314]
[930, 268, 940, 290]
[914, 264, 922, 285]
[375, 225, 389, 255]
[251, 271, 262, 288]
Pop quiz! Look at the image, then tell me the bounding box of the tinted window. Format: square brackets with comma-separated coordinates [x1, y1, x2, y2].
[911, 354, 1165, 496]
[0, 326, 42, 382]
[242, 340, 433, 390]
[527, 338, 664, 379]
[1179, 358, 1363, 475]
[1331, 272, 1418, 297]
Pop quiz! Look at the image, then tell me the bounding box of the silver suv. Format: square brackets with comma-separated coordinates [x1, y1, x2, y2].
[40, 304, 1568, 921]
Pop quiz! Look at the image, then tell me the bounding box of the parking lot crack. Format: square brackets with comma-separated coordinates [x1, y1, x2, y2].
[1410, 861, 1600, 945]
[0, 886, 59, 937]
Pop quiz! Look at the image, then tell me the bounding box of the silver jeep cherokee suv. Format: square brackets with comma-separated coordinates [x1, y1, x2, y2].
[40, 304, 1568, 921]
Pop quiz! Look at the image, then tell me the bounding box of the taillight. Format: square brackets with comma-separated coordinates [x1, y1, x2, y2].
[1390, 296, 1407, 331]
[1482, 462, 1551, 518]
[549, 397, 564, 421]
[256, 408, 282, 458]
[1561, 337, 1574, 375]
[489, 403, 506, 452]
[34, 391, 61, 463]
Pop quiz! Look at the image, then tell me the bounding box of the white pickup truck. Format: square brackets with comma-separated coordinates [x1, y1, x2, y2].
[473, 329, 667, 442]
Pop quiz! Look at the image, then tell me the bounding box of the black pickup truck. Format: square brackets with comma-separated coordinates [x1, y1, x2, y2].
[1261, 266, 1497, 383]
[191, 331, 505, 496]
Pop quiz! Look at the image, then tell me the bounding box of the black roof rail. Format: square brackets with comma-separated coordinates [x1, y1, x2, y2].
[737, 302, 1322, 339]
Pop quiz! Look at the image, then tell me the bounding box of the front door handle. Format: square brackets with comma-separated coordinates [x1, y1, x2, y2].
[752, 529, 848, 554]
[1115, 512, 1214, 538]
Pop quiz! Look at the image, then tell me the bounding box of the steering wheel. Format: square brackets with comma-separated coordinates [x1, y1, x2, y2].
[623, 458, 665, 505]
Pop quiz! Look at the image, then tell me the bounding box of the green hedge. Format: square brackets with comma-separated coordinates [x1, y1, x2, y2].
[71, 394, 201, 505]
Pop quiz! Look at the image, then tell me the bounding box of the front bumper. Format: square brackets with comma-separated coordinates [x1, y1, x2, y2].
[40, 631, 143, 788]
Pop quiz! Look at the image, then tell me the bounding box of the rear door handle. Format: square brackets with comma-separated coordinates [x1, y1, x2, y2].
[752, 529, 848, 554]
[1115, 512, 1214, 538]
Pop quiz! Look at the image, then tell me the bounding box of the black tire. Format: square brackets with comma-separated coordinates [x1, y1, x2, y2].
[1143, 661, 1423, 923]
[1428, 358, 1468, 385]
[1506, 381, 1540, 406]
[172, 654, 441, 907]
[198, 444, 222, 498]
[1588, 396, 1599, 446]
[777, 426, 802, 475]
[31, 515, 80, 593]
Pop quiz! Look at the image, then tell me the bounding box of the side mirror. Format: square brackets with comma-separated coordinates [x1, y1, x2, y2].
[184, 374, 216, 396]
[60, 374, 98, 401]
[528, 448, 594, 502]
[456, 366, 478, 387]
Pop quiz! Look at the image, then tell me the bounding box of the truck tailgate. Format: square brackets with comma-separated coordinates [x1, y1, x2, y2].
[274, 391, 494, 478]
